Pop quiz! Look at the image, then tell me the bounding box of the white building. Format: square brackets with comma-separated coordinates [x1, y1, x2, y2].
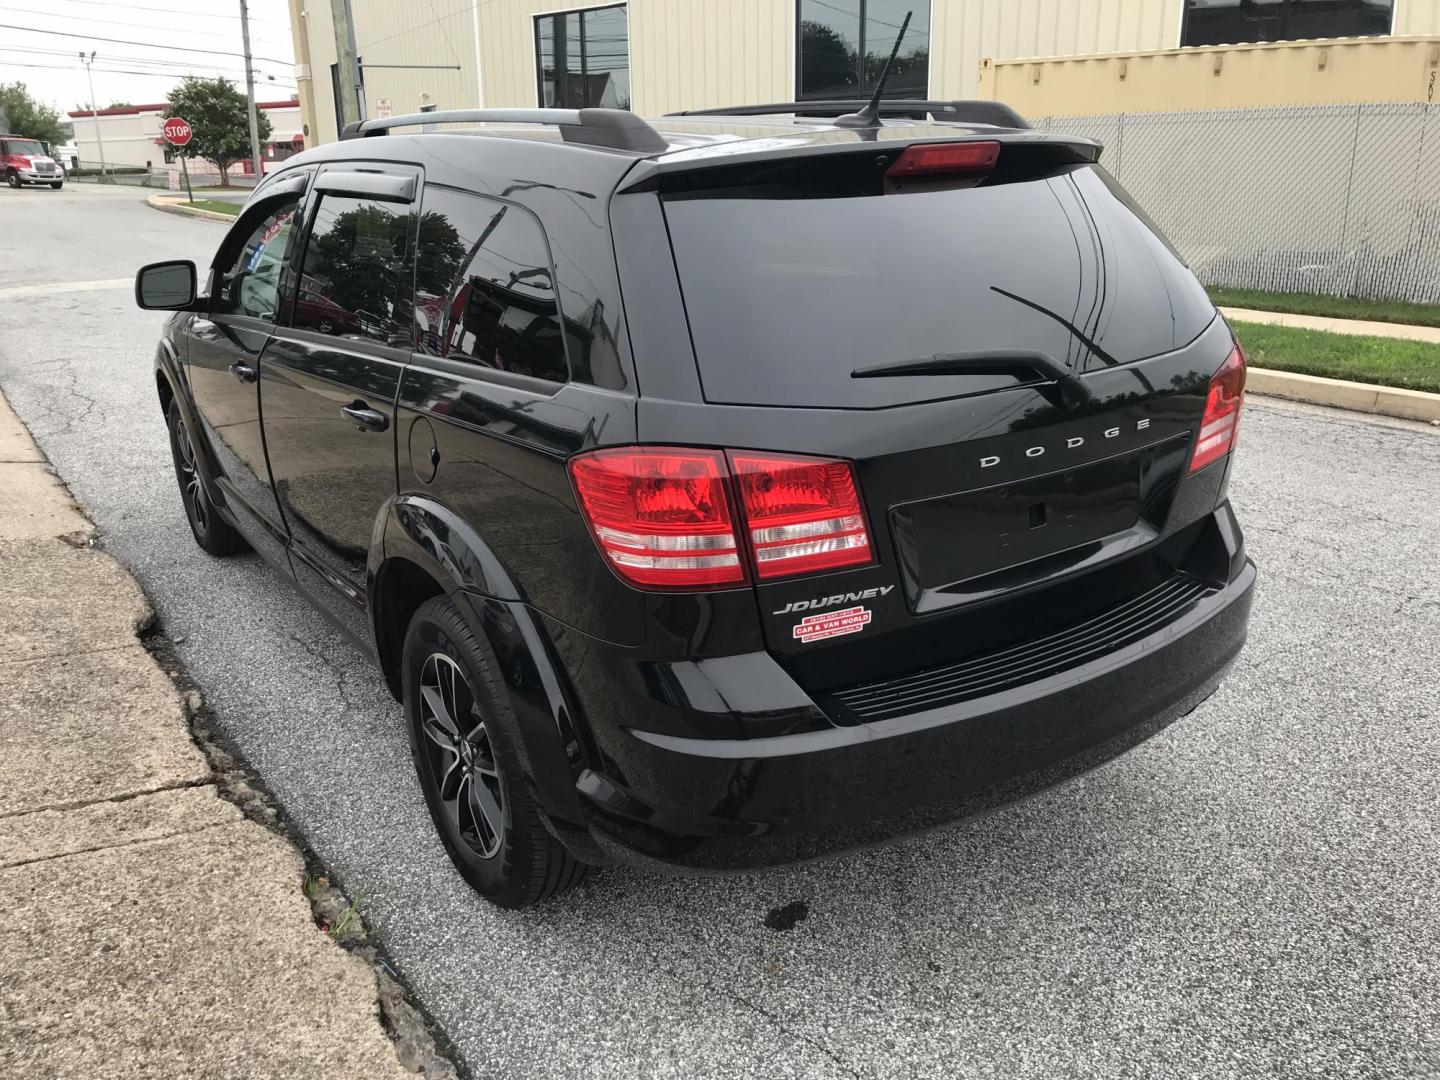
[65, 99, 304, 173]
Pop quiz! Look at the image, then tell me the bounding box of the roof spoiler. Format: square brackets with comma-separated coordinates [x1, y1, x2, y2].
[339, 107, 670, 154]
[667, 100, 1030, 130]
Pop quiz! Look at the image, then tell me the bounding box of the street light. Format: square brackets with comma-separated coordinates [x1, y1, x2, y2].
[79, 51, 108, 181]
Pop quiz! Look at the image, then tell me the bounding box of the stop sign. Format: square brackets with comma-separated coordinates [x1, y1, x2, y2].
[162, 117, 193, 147]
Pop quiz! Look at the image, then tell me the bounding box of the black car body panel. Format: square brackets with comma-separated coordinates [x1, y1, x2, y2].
[148, 109, 1255, 874]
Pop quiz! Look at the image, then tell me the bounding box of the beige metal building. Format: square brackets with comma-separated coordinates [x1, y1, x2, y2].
[286, 0, 1440, 146]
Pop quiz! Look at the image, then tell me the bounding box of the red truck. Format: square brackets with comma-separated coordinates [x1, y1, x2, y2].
[1, 136, 64, 189]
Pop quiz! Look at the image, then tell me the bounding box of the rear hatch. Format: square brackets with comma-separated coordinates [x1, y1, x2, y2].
[636, 133, 1232, 712]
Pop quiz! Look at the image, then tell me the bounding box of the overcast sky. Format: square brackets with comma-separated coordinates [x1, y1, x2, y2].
[0, 0, 297, 115]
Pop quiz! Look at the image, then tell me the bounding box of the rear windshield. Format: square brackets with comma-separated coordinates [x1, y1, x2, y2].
[660, 165, 1212, 410]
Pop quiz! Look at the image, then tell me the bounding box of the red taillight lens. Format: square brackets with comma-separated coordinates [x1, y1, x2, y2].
[885, 140, 1000, 181]
[1190, 344, 1247, 474]
[568, 448, 874, 589]
[731, 452, 873, 580]
[567, 448, 745, 588]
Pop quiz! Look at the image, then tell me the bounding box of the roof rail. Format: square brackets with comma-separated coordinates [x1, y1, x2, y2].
[339, 107, 671, 154]
[667, 99, 1030, 130]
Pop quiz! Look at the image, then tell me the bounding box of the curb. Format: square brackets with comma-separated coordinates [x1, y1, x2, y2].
[145, 193, 236, 223]
[1248, 366, 1440, 424]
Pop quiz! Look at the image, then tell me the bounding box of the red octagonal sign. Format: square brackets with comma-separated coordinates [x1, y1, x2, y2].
[162, 117, 193, 147]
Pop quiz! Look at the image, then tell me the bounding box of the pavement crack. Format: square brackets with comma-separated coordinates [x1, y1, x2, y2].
[0, 642, 145, 668]
[0, 777, 214, 821]
[287, 630, 362, 711]
[0, 818, 236, 871]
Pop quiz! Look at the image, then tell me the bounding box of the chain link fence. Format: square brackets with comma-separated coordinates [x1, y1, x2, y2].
[1036, 102, 1440, 304]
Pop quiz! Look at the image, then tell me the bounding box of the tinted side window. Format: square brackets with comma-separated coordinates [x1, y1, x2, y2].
[217, 198, 300, 322]
[292, 191, 416, 346]
[413, 187, 569, 384]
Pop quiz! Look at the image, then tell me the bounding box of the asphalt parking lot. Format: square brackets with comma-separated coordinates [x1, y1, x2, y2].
[3, 185, 1438, 1079]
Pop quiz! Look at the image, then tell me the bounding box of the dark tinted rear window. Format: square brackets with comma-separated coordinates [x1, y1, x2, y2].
[413, 187, 570, 384]
[660, 164, 1211, 409]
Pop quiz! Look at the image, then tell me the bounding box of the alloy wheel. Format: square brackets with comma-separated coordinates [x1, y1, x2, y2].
[418, 652, 504, 859]
[175, 417, 209, 535]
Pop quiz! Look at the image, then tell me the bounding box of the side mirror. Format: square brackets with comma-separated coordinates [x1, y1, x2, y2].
[135, 260, 198, 310]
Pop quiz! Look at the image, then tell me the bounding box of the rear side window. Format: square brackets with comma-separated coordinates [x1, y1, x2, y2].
[292, 191, 416, 346]
[413, 186, 570, 384]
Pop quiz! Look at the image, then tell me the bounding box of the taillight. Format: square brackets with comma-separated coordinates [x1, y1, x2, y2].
[567, 448, 745, 588]
[567, 448, 874, 590]
[885, 140, 1000, 181]
[1189, 343, 1247, 474]
[730, 452, 872, 579]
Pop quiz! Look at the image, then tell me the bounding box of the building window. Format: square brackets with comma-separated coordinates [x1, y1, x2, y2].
[535, 4, 630, 110]
[1180, 0, 1394, 48]
[797, 0, 930, 101]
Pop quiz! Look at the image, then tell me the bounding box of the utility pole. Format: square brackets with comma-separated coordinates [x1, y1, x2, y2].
[238, 0, 264, 182]
[332, 0, 364, 129]
[79, 52, 107, 180]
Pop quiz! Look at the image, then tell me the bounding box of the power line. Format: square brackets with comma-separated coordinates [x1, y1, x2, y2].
[422, 0, 462, 69]
[357, 0, 501, 53]
[22, 0, 286, 25]
[0, 43, 291, 75]
[0, 58, 296, 87]
[0, 22, 292, 65]
[0, 5, 294, 45]
[0, 55, 295, 90]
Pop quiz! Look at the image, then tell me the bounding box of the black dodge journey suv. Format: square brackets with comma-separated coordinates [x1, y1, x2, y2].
[136, 97, 1254, 907]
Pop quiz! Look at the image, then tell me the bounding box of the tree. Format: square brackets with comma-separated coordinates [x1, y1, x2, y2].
[0, 82, 65, 146]
[162, 77, 270, 185]
[106, 100, 135, 109]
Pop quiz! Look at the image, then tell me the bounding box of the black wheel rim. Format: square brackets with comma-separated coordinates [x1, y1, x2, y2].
[175, 417, 209, 535]
[419, 652, 504, 859]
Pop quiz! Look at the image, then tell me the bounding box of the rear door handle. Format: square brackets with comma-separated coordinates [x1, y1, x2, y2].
[227, 361, 257, 384]
[342, 401, 389, 432]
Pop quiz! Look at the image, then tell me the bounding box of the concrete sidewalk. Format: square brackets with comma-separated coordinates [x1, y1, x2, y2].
[0, 394, 423, 1078]
[1219, 304, 1440, 344]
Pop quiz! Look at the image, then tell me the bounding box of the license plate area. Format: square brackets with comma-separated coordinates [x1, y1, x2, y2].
[891, 439, 1186, 613]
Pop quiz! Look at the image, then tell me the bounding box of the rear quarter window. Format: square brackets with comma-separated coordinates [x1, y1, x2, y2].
[412, 186, 571, 384]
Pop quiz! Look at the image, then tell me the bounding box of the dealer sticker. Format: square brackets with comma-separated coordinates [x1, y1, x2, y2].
[792, 605, 872, 644]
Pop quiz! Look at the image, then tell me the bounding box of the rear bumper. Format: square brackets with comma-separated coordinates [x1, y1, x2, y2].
[562, 560, 1254, 871]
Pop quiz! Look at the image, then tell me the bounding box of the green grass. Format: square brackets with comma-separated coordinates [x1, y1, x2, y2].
[1208, 286, 1440, 329]
[1230, 320, 1440, 394]
[184, 198, 240, 216]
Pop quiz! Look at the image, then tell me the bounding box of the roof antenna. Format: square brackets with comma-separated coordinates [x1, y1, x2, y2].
[834, 10, 913, 129]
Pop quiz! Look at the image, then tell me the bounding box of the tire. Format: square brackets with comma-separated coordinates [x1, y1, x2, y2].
[5, 171, 19, 189]
[165, 398, 248, 556]
[50, 182, 63, 190]
[403, 595, 591, 908]
[316, 316, 335, 334]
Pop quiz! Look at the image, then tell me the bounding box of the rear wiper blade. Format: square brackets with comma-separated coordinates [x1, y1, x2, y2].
[851, 349, 1094, 410]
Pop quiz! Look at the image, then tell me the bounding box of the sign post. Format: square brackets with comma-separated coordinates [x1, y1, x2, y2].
[162, 117, 194, 204]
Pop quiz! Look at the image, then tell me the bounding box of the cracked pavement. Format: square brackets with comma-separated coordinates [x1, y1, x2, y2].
[2, 184, 1438, 1079]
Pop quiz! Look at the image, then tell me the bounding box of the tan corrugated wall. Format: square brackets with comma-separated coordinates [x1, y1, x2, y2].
[978, 36, 1440, 117]
[296, 0, 1440, 145]
[628, 0, 791, 112]
[930, 0, 1184, 99]
[476, 0, 791, 113]
[1396, 0, 1440, 34]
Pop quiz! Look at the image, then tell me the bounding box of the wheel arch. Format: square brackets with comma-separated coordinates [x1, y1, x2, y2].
[369, 495, 595, 838]
[369, 494, 525, 700]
